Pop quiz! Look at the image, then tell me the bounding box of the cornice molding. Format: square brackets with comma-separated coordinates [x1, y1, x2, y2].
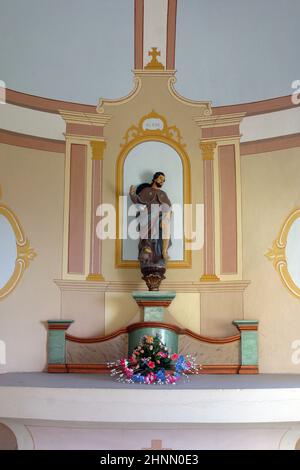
[59, 110, 112, 126]
[54, 279, 251, 293]
[134, 69, 176, 77]
[194, 112, 246, 128]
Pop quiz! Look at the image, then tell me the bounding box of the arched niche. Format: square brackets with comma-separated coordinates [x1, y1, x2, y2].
[116, 111, 191, 268]
[266, 208, 300, 299]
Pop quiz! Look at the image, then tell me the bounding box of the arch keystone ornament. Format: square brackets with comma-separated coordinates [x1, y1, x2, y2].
[266, 208, 300, 299]
[0, 187, 36, 300]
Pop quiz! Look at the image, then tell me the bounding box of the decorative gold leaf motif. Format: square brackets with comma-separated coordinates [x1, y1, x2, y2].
[0, 202, 37, 300]
[121, 110, 186, 149]
[266, 208, 300, 299]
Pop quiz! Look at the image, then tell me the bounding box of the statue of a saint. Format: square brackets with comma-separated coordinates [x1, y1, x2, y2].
[129, 172, 172, 290]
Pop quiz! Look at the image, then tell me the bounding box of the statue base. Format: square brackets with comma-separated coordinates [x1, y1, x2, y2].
[141, 265, 166, 291]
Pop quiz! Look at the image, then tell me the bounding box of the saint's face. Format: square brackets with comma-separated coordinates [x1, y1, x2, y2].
[154, 174, 165, 188]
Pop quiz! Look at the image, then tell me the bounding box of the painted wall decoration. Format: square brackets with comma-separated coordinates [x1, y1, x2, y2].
[0, 187, 36, 300]
[266, 208, 300, 299]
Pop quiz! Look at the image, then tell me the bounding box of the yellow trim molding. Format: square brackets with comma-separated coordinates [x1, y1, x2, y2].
[116, 111, 192, 269]
[266, 208, 300, 299]
[200, 274, 220, 282]
[86, 274, 105, 282]
[0, 204, 36, 300]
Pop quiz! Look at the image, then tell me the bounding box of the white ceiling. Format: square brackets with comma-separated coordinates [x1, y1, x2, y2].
[1, 0, 299, 106]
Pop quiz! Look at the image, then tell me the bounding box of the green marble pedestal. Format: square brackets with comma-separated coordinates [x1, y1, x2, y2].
[132, 291, 176, 322]
[129, 291, 178, 355]
[232, 320, 259, 374]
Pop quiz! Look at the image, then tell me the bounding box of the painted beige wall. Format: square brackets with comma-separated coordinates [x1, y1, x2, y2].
[0, 143, 64, 371]
[241, 146, 300, 373]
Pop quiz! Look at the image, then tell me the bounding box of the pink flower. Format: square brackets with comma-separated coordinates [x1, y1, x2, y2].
[157, 351, 167, 358]
[124, 367, 134, 378]
[166, 374, 179, 384]
[186, 361, 191, 368]
[145, 372, 157, 384]
[171, 353, 179, 361]
[148, 361, 155, 369]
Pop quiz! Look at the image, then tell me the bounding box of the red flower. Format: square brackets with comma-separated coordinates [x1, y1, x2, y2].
[171, 353, 179, 361]
[129, 355, 138, 365]
[148, 361, 155, 369]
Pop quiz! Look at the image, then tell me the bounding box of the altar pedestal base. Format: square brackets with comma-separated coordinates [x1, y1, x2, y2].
[129, 291, 177, 354]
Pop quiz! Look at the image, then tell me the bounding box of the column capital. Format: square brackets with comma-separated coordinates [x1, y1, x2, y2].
[91, 140, 106, 160]
[200, 141, 217, 160]
[233, 320, 259, 331]
[47, 320, 74, 330]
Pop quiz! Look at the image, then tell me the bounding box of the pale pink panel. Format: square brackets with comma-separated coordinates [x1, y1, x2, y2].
[202, 125, 240, 140]
[68, 144, 86, 274]
[219, 145, 238, 274]
[90, 159, 102, 274]
[203, 160, 215, 274]
[67, 123, 104, 138]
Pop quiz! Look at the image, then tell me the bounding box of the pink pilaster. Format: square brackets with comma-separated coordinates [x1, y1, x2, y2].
[86, 141, 106, 281]
[219, 145, 238, 274]
[200, 142, 219, 282]
[68, 144, 86, 274]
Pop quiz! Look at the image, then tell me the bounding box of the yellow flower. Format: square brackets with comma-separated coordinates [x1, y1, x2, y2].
[146, 335, 154, 344]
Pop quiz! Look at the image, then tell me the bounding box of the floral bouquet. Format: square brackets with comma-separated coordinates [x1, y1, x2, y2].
[107, 334, 200, 385]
